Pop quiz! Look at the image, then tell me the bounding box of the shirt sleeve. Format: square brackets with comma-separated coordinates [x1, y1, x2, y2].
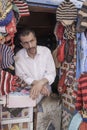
[43, 49, 56, 85]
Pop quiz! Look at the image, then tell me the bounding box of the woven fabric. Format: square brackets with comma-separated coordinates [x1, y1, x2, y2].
[0, 70, 14, 95]
[56, 1, 77, 26]
[14, 0, 30, 17]
[0, 10, 13, 26]
[77, 1, 87, 32]
[0, 1, 12, 20]
[64, 23, 76, 40]
[0, 44, 14, 69]
[75, 73, 87, 110]
[79, 122, 87, 130]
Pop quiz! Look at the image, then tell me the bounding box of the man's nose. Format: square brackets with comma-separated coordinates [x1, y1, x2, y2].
[28, 42, 32, 48]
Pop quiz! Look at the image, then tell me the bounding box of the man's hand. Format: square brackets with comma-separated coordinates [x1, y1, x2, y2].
[30, 81, 43, 100]
[41, 85, 50, 96]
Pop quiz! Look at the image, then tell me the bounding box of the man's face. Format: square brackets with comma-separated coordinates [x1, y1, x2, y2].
[20, 32, 37, 57]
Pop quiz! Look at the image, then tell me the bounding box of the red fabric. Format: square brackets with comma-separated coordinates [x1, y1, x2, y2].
[56, 22, 64, 40]
[57, 39, 66, 63]
[0, 70, 14, 95]
[6, 16, 17, 45]
[79, 122, 87, 130]
[75, 73, 87, 110]
[57, 71, 67, 94]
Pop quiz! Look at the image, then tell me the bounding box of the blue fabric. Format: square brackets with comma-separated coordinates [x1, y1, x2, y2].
[76, 33, 81, 79]
[68, 112, 82, 130]
[83, 118, 87, 122]
[0, 10, 13, 26]
[80, 32, 87, 73]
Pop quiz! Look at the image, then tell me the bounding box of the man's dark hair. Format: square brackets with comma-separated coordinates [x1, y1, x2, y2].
[18, 28, 36, 39]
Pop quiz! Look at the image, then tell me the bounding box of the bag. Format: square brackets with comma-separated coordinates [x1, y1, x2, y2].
[64, 39, 74, 63]
[57, 39, 66, 63]
[57, 71, 67, 94]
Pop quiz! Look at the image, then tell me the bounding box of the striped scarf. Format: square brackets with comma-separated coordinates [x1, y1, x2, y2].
[75, 73, 87, 110]
[0, 44, 14, 69]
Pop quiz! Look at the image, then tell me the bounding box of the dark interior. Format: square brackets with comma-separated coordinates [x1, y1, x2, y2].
[14, 10, 57, 53]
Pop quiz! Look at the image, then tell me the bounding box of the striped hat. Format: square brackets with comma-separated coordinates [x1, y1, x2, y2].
[76, 1, 87, 32]
[56, 1, 77, 26]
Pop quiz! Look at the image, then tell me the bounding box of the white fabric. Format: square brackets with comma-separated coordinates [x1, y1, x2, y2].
[15, 46, 56, 85]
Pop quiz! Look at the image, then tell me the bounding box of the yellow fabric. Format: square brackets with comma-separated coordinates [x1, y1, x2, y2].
[10, 125, 20, 130]
[0, 1, 12, 20]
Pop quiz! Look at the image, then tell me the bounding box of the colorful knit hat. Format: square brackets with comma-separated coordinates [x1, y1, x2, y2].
[0, 0, 12, 20]
[56, 1, 77, 26]
[0, 10, 13, 26]
[76, 1, 87, 32]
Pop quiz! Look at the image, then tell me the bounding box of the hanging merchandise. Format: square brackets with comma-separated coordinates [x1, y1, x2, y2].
[0, 10, 13, 26]
[57, 70, 67, 94]
[64, 62, 75, 86]
[76, 1, 87, 33]
[52, 46, 61, 68]
[64, 22, 76, 40]
[57, 39, 66, 63]
[79, 122, 87, 130]
[12, 3, 20, 24]
[80, 32, 87, 73]
[0, 0, 12, 20]
[75, 73, 87, 111]
[64, 39, 74, 63]
[56, 22, 64, 40]
[56, 1, 77, 26]
[0, 44, 14, 69]
[6, 15, 17, 44]
[13, 0, 30, 17]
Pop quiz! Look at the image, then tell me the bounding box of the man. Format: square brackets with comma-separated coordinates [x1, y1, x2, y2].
[15, 29, 56, 104]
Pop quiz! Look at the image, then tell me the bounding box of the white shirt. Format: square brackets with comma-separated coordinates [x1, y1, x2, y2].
[15, 46, 56, 85]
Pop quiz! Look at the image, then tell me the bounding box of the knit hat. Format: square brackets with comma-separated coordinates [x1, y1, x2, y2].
[0, 1, 12, 20]
[76, 1, 87, 32]
[0, 10, 13, 26]
[56, 1, 77, 26]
